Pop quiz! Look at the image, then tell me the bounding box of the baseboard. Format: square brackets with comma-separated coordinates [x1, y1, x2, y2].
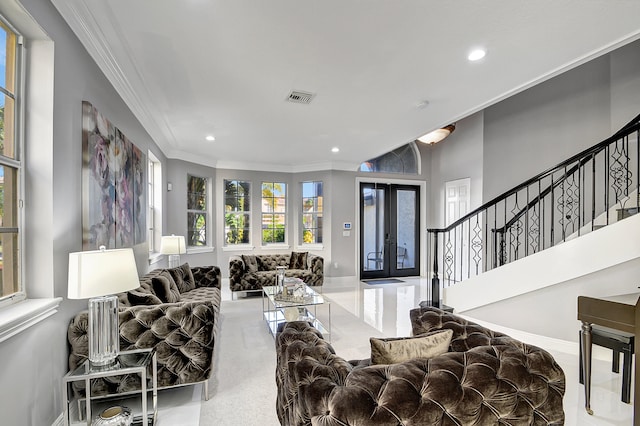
[51, 413, 64, 426]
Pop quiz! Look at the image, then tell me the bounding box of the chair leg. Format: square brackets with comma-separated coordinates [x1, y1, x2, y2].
[612, 348, 621, 373]
[204, 380, 210, 401]
[578, 331, 584, 384]
[621, 347, 632, 404]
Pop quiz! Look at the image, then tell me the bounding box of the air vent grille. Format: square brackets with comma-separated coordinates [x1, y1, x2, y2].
[286, 90, 315, 104]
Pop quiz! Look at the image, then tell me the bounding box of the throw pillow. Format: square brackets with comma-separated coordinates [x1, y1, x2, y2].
[289, 251, 308, 270]
[167, 263, 196, 293]
[152, 272, 181, 303]
[370, 328, 453, 365]
[242, 254, 259, 272]
[127, 290, 162, 306]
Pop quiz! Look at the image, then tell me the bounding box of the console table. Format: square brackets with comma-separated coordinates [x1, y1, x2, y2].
[578, 293, 640, 422]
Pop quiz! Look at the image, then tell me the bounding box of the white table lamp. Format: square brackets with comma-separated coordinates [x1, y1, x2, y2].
[68, 246, 139, 366]
[160, 235, 186, 268]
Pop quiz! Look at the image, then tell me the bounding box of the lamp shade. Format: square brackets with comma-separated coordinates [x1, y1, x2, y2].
[68, 246, 140, 299]
[160, 235, 186, 255]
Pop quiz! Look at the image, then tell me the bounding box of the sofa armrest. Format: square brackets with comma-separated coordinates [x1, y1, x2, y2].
[306, 254, 323, 286]
[68, 299, 219, 395]
[192, 265, 221, 289]
[276, 321, 353, 426]
[229, 255, 246, 288]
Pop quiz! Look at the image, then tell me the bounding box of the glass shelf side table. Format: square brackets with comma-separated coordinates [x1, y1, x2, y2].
[62, 348, 158, 426]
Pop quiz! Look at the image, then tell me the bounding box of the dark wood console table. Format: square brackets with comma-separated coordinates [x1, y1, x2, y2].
[578, 293, 640, 421]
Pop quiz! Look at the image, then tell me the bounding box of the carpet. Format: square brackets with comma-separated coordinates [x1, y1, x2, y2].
[362, 278, 405, 285]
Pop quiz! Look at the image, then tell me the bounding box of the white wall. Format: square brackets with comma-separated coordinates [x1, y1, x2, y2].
[0, 1, 166, 424]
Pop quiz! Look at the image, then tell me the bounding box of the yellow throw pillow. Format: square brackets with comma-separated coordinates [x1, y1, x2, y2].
[370, 329, 453, 365]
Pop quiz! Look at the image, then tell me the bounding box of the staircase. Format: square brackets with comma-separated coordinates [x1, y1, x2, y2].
[427, 113, 640, 338]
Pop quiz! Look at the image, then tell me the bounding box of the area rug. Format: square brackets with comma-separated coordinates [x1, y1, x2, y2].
[362, 278, 405, 285]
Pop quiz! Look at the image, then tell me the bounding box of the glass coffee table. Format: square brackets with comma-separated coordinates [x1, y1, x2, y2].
[262, 284, 331, 341]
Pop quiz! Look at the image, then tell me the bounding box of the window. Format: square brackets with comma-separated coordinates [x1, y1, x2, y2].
[147, 152, 162, 255]
[262, 182, 286, 244]
[301, 181, 323, 244]
[187, 175, 209, 246]
[359, 141, 419, 174]
[224, 179, 251, 245]
[0, 18, 22, 305]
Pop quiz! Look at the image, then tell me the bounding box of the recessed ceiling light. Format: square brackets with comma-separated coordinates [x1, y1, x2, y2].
[205, 135, 215, 141]
[468, 49, 486, 61]
[331, 147, 339, 153]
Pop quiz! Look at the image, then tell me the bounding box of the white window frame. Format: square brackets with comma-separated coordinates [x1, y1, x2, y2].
[187, 174, 211, 249]
[0, 16, 24, 309]
[223, 179, 251, 247]
[147, 151, 162, 263]
[301, 181, 323, 247]
[261, 181, 287, 247]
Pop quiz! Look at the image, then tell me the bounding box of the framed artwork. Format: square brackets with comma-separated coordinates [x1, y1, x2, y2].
[82, 101, 146, 250]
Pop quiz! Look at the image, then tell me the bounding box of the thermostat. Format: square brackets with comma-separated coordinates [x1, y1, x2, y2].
[343, 222, 352, 230]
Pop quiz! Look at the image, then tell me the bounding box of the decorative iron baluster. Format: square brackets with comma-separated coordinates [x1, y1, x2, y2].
[444, 232, 453, 284]
[609, 138, 633, 208]
[471, 215, 483, 276]
[557, 168, 580, 239]
[508, 196, 523, 262]
[528, 203, 540, 254]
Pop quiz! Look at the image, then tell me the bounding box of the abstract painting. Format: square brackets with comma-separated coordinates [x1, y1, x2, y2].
[82, 101, 146, 250]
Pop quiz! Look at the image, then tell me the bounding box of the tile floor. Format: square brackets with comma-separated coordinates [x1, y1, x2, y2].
[151, 276, 633, 425]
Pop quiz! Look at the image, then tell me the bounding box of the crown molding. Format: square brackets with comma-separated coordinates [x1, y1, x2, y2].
[51, 0, 176, 155]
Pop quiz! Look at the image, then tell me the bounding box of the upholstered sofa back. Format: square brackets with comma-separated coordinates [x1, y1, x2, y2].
[229, 252, 323, 292]
[276, 308, 566, 426]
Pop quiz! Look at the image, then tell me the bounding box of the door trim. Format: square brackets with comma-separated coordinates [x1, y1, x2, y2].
[355, 177, 427, 278]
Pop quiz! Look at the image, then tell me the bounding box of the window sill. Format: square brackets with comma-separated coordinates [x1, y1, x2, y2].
[186, 246, 215, 255]
[149, 252, 163, 266]
[0, 297, 63, 343]
[261, 244, 291, 250]
[222, 245, 255, 252]
[298, 244, 324, 251]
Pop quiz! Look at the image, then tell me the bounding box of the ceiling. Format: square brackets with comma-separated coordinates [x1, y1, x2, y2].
[51, 0, 640, 172]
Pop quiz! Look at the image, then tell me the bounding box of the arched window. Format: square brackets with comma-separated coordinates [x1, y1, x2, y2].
[359, 142, 420, 174]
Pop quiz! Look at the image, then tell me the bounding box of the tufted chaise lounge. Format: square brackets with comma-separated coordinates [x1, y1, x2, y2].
[229, 252, 323, 296]
[67, 263, 221, 399]
[276, 306, 566, 425]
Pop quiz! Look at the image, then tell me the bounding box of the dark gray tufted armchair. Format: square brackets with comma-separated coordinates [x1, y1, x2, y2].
[276, 307, 566, 425]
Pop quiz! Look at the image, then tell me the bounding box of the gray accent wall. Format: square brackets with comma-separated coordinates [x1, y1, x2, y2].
[0, 0, 167, 424]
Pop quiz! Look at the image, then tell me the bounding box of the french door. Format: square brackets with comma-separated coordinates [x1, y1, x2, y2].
[360, 183, 420, 279]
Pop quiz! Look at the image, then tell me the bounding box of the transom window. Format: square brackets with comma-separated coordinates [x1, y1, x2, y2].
[261, 182, 286, 244]
[301, 181, 323, 244]
[224, 179, 251, 245]
[0, 17, 22, 305]
[187, 175, 209, 246]
[359, 141, 419, 174]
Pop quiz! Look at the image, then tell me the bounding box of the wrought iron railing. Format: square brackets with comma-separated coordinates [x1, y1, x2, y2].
[427, 113, 640, 297]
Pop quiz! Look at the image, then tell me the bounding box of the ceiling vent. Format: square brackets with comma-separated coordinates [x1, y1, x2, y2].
[286, 90, 315, 104]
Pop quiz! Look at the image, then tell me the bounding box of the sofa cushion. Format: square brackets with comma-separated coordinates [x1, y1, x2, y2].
[152, 271, 181, 303]
[167, 263, 196, 293]
[242, 254, 259, 272]
[370, 329, 453, 365]
[289, 251, 308, 269]
[127, 290, 162, 306]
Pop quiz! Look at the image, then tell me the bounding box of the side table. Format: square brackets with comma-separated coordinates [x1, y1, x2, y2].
[62, 349, 158, 426]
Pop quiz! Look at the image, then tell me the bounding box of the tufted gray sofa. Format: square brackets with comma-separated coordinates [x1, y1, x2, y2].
[67, 263, 221, 399]
[229, 252, 323, 295]
[276, 306, 566, 425]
